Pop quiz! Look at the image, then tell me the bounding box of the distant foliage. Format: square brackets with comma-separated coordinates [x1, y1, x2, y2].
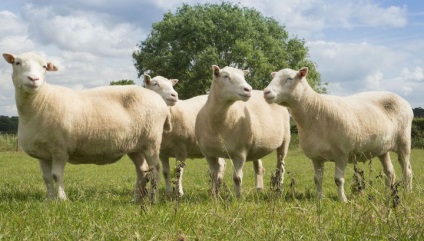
[413, 107, 424, 118]
[412, 117, 424, 148]
[0, 116, 18, 134]
[109, 79, 136, 85]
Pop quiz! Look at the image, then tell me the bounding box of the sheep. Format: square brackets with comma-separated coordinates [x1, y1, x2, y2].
[3, 52, 171, 203]
[264, 67, 413, 202]
[195, 65, 291, 197]
[143, 74, 266, 196]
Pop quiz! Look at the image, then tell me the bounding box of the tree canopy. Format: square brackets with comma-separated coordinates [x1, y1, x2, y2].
[0, 116, 18, 134]
[133, 2, 326, 99]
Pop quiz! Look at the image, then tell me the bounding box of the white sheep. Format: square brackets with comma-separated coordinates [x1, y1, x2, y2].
[264, 67, 413, 202]
[195, 65, 291, 197]
[143, 74, 266, 196]
[3, 52, 171, 203]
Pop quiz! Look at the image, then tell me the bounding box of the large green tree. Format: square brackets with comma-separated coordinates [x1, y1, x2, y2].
[133, 3, 326, 99]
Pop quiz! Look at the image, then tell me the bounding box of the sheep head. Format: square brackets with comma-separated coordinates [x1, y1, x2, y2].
[3, 52, 58, 94]
[211, 65, 252, 102]
[263, 67, 309, 106]
[144, 74, 179, 106]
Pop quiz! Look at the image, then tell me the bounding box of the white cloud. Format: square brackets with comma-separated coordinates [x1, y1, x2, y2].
[22, 4, 143, 58]
[234, 0, 408, 38]
[0, 11, 35, 53]
[357, 4, 407, 28]
[364, 71, 384, 90]
[308, 41, 407, 83]
[307, 39, 423, 108]
[401, 67, 424, 82]
[0, 10, 27, 35]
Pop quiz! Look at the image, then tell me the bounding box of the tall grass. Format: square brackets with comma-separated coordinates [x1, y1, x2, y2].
[0, 149, 423, 240]
[0, 134, 19, 152]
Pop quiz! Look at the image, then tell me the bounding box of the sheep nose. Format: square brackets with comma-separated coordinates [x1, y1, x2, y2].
[264, 89, 271, 95]
[243, 86, 251, 93]
[171, 92, 177, 98]
[28, 76, 39, 82]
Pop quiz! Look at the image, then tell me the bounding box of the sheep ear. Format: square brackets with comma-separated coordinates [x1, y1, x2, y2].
[243, 69, 249, 76]
[3, 53, 15, 64]
[271, 72, 277, 78]
[46, 62, 58, 71]
[298, 67, 308, 78]
[144, 74, 151, 84]
[212, 65, 220, 76]
[170, 79, 178, 86]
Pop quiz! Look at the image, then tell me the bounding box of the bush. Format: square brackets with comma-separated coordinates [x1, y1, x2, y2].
[412, 118, 424, 149]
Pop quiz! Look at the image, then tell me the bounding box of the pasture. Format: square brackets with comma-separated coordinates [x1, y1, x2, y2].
[0, 146, 423, 240]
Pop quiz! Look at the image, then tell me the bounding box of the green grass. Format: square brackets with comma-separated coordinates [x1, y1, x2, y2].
[0, 134, 19, 152]
[1, 148, 424, 240]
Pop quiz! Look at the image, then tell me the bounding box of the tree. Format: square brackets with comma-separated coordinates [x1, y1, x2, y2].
[109, 79, 136, 85]
[0, 116, 18, 133]
[413, 107, 424, 118]
[133, 2, 326, 99]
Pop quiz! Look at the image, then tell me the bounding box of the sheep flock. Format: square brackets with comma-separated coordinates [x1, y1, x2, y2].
[3, 52, 414, 203]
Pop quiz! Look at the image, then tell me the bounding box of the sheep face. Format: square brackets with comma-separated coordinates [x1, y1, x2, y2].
[3, 52, 58, 94]
[144, 74, 179, 106]
[212, 65, 252, 102]
[264, 67, 308, 106]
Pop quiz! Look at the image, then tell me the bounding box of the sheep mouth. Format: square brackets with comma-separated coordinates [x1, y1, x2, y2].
[264, 94, 276, 103]
[264, 95, 275, 101]
[23, 83, 40, 90]
[238, 93, 251, 98]
[166, 98, 178, 106]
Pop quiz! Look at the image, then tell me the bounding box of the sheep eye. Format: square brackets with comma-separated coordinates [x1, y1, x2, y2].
[43, 65, 47, 69]
[15, 62, 21, 66]
[223, 75, 229, 79]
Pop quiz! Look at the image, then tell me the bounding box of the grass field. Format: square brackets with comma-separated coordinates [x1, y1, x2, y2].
[0, 148, 423, 240]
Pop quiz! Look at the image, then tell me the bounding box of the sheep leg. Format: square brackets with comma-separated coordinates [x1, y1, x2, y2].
[272, 145, 287, 191]
[334, 160, 348, 202]
[128, 153, 150, 203]
[232, 157, 245, 198]
[143, 151, 160, 204]
[397, 148, 412, 191]
[253, 159, 264, 191]
[378, 153, 396, 190]
[206, 157, 225, 198]
[160, 155, 172, 196]
[38, 159, 56, 199]
[51, 158, 68, 200]
[312, 159, 324, 200]
[175, 156, 186, 197]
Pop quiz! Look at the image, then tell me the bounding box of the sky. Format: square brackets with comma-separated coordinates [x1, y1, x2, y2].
[0, 0, 423, 116]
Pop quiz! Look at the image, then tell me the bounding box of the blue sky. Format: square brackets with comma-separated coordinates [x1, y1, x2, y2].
[1, 0, 423, 116]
